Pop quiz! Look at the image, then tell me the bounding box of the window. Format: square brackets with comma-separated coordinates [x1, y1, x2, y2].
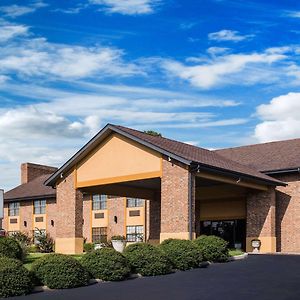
[34, 200, 46, 214]
[8, 202, 19, 216]
[126, 225, 144, 242]
[92, 227, 107, 243]
[126, 198, 144, 208]
[92, 195, 107, 210]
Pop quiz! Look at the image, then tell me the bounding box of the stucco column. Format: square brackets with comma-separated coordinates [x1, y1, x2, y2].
[246, 187, 276, 253]
[160, 159, 195, 242]
[55, 170, 83, 254]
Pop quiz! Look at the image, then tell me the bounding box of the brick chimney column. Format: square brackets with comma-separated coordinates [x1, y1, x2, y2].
[55, 170, 83, 254]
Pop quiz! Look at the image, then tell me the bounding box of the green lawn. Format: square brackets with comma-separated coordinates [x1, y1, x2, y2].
[24, 253, 84, 270]
[229, 249, 244, 257]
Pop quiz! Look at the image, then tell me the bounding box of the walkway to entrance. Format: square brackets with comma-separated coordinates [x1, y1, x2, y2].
[12, 255, 300, 300]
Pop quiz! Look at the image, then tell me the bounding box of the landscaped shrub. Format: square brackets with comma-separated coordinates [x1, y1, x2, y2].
[0, 257, 33, 298]
[34, 229, 54, 253]
[0, 237, 23, 260]
[124, 243, 171, 276]
[83, 242, 94, 253]
[81, 248, 130, 281]
[11, 231, 32, 259]
[159, 239, 203, 270]
[194, 235, 229, 262]
[31, 254, 90, 289]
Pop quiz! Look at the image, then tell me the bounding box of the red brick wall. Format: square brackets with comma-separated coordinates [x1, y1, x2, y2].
[46, 198, 56, 239]
[107, 197, 126, 240]
[21, 163, 57, 184]
[161, 158, 194, 235]
[82, 194, 91, 242]
[56, 171, 83, 238]
[246, 188, 276, 237]
[275, 173, 300, 252]
[20, 200, 33, 234]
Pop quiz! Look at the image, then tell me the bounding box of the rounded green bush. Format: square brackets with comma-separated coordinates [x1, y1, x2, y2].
[124, 243, 171, 276]
[160, 239, 203, 270]
[0, 257, 33, 298]
[32, 254, 90, 289]
[83, 243, 94, 253]
[194, 235, 229, 262]
[81, 248, 130, 281]
[0, 237, 23, 260]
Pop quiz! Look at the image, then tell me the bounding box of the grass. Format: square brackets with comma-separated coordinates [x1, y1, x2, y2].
[229, 249, 244, 257]
[24, 252, 84, 270]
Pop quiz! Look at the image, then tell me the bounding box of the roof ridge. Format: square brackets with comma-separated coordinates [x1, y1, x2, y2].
[216, 137, 300, 151]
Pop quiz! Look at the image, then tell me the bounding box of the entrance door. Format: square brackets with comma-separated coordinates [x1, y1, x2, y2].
[200, 219, 246, 249]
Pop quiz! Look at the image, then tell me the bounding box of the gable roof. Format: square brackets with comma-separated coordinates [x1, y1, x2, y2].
[215, 138, 300, 173]
[45, 124, 285, 187]
[5, 174, 56, 202]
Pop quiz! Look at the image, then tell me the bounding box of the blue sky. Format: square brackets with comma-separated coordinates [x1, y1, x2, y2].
[1, 0, 300, 190]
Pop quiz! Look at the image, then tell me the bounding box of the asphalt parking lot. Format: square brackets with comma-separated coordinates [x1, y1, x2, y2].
[11, 254, 300, 300]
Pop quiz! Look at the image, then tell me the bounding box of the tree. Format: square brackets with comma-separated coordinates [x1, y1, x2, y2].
[144, 130, 162, 137]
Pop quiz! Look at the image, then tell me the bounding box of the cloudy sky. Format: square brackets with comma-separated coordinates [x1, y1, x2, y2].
[1, 0, 300, 190]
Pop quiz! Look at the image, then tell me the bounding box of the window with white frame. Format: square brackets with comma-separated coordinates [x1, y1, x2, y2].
[126, 225, 144, 242]
[92, 195, 107, 210]
[34, 200, 46, 214]
[126, 198, 144, 208]
[92, 227, 107, 243]
[8, 202, 19, 216]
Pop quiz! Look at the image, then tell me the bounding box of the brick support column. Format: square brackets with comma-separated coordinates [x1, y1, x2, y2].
[246, 188, 276, 253]
[55, 170, 83, 254]
[160, 159, 195, 242]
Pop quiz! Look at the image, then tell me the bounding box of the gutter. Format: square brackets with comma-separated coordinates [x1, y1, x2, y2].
[190, 162, 287, 187]
[263, 167, 300, 175]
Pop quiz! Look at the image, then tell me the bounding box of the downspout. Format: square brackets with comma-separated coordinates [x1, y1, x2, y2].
[188, 171, 193, 240]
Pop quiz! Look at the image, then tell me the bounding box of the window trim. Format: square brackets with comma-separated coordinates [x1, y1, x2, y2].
[8, 202, 20, 217]
[126, 225, 144, 242]
[92, 194, 107, 211]
[126, 198, 144, 208]
[33, 200, 46, 215]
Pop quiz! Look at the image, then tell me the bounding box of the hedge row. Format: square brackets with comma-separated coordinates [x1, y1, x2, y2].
[0, 235, 229, 297]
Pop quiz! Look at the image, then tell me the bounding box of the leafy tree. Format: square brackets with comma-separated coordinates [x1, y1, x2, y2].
[144, 130, 162, 137]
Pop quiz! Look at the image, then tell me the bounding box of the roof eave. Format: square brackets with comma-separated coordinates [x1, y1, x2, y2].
[45, 124, 192, 187]
[191, 162, 287, 187]
[4, 194, 56, 203]
[263, 167, 300, 175]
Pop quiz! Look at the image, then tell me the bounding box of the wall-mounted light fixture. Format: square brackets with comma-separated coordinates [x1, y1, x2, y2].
[51, 220, 54, 227]
[23, 221, 27, 227]
[114, 216, 118, 224]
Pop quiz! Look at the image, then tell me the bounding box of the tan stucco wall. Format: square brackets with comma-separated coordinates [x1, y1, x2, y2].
[76, 134, 162, 188]
[199, 198, 246, 221]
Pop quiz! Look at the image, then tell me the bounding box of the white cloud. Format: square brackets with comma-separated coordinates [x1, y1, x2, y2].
[285, 11, 300, 18]
[0, 2, 47, 18]
[254, 92, 300, 142]
[207, 47, 230, 56]
[0, 38, 141, 79]
[208, 29, 254, 42]
[89, 0, 159, 15]
[161, 49, 287, 89]
[0, 24, 28, 42]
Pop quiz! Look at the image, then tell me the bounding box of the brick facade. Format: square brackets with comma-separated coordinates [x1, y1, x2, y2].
[246, 188, 276, 252]
[160, 158, 195, 240]
[56, 171, 83, 239]
[275, 173, 300, 252]
[21, 163, 57, 185]
[82, 194, 92, 242]
[107, 197, 126, 240]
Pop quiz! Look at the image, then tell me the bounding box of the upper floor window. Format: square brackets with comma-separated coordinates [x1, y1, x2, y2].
[34, 200, 46, 214]
[126, 198, 144, 208]
[8, 202, 19, 216]
[92, 194, 107, 210]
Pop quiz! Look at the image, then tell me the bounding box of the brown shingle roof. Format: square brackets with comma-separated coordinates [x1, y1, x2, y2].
[5, 174, 56, 202]
[114, 125, 284, 185]
[45, 124, 285, 187]
[215, 138, 300, 173]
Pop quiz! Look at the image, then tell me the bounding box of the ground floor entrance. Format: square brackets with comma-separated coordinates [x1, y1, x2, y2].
[200, 219, 246, 250]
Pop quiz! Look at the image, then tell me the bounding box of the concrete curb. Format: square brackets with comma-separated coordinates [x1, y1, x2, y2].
[229, 253, 248, 261]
